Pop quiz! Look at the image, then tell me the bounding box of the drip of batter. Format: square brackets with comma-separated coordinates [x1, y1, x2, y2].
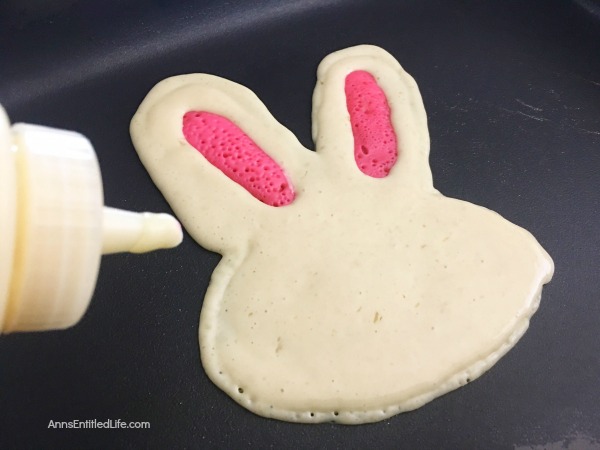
[130, 45, 554, 424]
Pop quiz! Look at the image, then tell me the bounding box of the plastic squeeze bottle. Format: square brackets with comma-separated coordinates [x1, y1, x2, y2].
[0, 105, 183, 333]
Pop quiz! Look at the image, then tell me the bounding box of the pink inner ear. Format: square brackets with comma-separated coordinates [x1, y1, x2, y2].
[345, 70, 398, 178]
[182, 111, 295, 207]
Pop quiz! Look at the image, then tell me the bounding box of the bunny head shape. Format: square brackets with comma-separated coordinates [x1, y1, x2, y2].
[130, 45, 553, 424]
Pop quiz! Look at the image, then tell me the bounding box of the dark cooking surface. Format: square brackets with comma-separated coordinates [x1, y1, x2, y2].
[1, 0, 599, 448]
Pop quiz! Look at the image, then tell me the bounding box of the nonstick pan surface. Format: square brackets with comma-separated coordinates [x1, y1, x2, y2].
[0, 0, 599, 448]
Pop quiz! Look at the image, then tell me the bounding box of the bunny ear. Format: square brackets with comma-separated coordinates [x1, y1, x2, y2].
[312, 45, 434, 191]
[182, 111, 294, 207]
[345, 70, 398, 178]
[131, 74, 313, 253]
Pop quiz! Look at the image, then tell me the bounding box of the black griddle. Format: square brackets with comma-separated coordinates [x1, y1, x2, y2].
[0, 0, 599, 448]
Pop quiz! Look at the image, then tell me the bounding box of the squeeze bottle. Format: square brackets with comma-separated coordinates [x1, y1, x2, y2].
[0, 105, 183, 333]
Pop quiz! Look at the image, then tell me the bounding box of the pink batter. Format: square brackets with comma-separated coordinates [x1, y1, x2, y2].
[183, 111, 295, 207]
[345, 70, 398, 178]
[182, 70, 396, 205]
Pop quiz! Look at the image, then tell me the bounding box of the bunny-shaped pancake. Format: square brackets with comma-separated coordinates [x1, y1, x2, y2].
[131, 45, 553, 424]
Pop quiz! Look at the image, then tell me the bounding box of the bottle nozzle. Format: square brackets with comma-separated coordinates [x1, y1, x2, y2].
[102, 207, 183, 254]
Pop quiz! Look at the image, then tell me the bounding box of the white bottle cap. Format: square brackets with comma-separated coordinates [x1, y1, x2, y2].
[0, 108, 17, 333]
[0, 107, 183, 333]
